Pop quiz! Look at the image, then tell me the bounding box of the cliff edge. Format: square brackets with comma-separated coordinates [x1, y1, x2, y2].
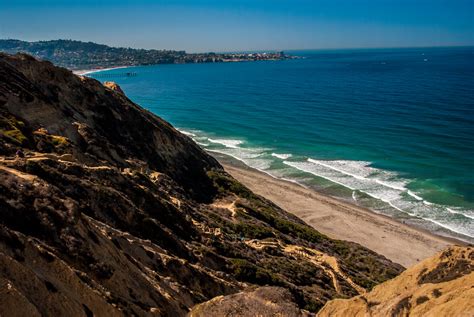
[318, 246, 473, 317]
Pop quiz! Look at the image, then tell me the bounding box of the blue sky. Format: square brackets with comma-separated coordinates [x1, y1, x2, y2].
[0, 0, 473, 52]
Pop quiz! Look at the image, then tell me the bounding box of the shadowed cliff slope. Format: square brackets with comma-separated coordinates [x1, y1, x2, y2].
[0, 53, 403, 316]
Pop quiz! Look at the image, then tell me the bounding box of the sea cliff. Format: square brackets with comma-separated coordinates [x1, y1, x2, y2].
[318, 246, 474, 316]
[0, 53, 470, 316]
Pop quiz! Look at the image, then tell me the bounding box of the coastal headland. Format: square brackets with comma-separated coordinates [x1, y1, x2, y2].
[0, 39, 293, 70]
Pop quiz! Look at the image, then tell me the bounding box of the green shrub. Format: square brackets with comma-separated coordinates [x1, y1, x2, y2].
[239, 203, 327, 244]
[234, 223, 274, 239]
[50, 135, 69, 146]
[207, 171, 255, 198]
[1, 128, 27, 145]
[304, 301, 323, 313]
[266, 258, 328, 286]
[230, 258, 281, 285]
[0, 114, 29, 146]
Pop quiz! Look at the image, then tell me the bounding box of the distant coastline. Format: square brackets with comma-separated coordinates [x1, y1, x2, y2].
[0, 39, 293, 71]
[73, 51, 294, 76]
[72, 52, 291, 75]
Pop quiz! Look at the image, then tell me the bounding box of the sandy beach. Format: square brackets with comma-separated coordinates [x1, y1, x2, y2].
[221, 161, 462, 267]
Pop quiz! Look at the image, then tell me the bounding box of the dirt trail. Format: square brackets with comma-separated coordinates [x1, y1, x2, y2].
[245, 239, 366, 295]
[0, 165, 37, 182]
[211, 199, 238, 218]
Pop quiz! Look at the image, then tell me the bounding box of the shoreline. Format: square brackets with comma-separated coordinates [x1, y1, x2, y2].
[216, 155, 465, 267]
[71, 56, 291, 76]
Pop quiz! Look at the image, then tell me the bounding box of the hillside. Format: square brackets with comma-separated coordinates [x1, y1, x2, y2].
[0, 52, 404, 316]
[318, 246, 474, 317]
[0, 39, 287, 70]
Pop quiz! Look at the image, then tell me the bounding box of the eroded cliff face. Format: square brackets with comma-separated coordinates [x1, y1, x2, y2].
[317, 246, 474, 317]
[0, 53, 218, 201]
[0, 53, 403, 316]
[189, 286, 312, 317]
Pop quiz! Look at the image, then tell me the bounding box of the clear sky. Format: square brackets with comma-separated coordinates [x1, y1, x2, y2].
[0, 0, 473, 52]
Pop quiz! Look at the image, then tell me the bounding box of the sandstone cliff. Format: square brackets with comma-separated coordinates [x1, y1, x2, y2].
[318, 246, 473, 317]
[0, 53, 403, 316]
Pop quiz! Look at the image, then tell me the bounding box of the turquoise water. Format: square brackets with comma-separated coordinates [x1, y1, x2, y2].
[90, 47, 474, 242]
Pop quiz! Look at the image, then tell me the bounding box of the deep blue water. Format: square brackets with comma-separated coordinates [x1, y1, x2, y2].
[91, 47, 474, 241]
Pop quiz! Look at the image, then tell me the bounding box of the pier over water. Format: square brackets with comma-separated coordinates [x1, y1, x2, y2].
[93, 72, 137, 78]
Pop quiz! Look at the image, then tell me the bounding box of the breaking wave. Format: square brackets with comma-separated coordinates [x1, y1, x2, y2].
[178, 128, 474, 241]
[284, 159, 473, 238]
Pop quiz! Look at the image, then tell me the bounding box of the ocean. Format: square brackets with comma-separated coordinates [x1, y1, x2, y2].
[90, 47, 474, 242]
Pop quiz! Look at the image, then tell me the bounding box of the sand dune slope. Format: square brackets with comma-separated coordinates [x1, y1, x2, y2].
[318, 246, 474, 317]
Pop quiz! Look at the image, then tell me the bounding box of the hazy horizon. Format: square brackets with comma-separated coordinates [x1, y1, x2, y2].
[2, 37, 474, 54]
[1, 0, 473, 53]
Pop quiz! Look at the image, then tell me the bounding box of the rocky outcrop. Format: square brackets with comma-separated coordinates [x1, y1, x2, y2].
[0, 53, 404, 316]
[0, 52, 218, 201]
[189, 286, 311, 317]
[104, 81, 125, 95]
[317, 246, 474, 317]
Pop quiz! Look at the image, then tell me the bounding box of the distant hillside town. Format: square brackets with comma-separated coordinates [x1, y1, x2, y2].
[0, 39, 292, 70]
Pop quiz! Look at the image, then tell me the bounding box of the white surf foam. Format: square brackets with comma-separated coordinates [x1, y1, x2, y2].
[177, 128, 474, 239]
[284, 158, 474, 238]
[352, 191, 357, 202]
[407, 190, 424, 201]
[208, 148, 273, 171]
[447, 208, 474, 220]
[271, 153, 292, 160]
[177, 129, 197, 137]
[208, 138, 244, 149]
[292, 159, 405, 202]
